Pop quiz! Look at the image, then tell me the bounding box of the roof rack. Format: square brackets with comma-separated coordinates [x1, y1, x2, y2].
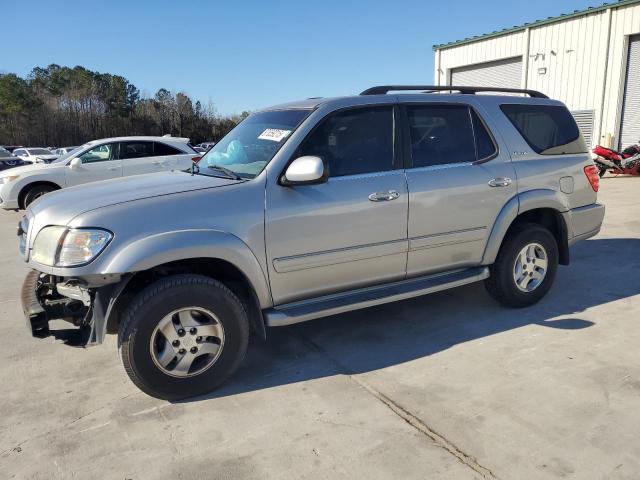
[360, 85, 548, 98]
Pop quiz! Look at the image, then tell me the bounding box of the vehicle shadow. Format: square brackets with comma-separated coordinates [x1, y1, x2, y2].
[180, 238, 640, 403]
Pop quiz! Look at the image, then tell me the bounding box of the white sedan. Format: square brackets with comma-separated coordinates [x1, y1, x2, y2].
[53, 146, 79, 156]
[13, 148, 58, 164]
[0, 136, 200, 209]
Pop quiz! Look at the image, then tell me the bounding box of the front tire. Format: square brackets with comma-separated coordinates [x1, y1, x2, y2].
[23, 184, 56, 208]
[485, 224, 559, 308]
[118, 274, 249, 400]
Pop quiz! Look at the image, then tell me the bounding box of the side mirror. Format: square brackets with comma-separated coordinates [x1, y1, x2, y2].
[69, 158, 82, 170]
[282, 156, 327, 185]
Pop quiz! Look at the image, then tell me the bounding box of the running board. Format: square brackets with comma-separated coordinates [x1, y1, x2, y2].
[264, 267, 489, 327]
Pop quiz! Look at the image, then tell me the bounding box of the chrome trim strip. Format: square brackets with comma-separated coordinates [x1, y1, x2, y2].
[272, 239, 408, 274]
[409, 227, 487, 251]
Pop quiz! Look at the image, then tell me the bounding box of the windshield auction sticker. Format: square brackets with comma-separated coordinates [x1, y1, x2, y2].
[258, 129, 292, 142]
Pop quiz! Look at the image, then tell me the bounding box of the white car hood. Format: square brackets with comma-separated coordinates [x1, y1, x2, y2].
[0, 162, 59, 178]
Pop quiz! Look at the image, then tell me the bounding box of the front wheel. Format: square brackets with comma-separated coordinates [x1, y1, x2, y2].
[23, 184, 56, 208]
[118, 274, 249, 400]
[485, 224, 559, 308]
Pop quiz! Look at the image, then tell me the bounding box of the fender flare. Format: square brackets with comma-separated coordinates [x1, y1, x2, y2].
[102, 229, 272, 309]
[482, 189, 570, 265]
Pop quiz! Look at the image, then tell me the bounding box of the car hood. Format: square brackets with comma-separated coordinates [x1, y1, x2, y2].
[28, 171, 241, 225]
[0, 163, 51, 177]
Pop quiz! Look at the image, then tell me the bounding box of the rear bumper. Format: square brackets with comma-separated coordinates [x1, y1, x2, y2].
[567, 203, 605, 245]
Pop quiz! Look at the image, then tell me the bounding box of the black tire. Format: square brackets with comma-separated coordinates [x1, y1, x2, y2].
[23, 184, 55, 208]
[485, 223, 559, 308]
[118, 274, 249, 400]
[598, 166, 607, 178]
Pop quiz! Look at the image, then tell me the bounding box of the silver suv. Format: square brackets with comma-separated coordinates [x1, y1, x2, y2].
[19, 86, 605, 400]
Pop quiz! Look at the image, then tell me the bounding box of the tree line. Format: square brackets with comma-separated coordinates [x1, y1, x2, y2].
[0, 64, 248, 147]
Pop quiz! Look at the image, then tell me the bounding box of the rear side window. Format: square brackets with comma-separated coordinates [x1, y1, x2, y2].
[298, 106, 394, 177]
[501, 104, 587, 155]
[154, 142, 182, 156]
[406, 104, 496, 167]
[119, 141, 154, 159]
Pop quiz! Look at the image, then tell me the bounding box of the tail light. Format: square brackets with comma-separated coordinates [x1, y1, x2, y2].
[192, 156, 202, 163]
[584, 165, 600, 192]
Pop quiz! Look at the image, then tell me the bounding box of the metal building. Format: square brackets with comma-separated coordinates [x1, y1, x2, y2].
[433, 0, 640, 150]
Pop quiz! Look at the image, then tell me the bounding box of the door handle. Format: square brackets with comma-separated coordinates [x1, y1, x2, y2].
[488, 177, 512, 187]
[368, 190, 400, 202]
[108, 167, 119, 171]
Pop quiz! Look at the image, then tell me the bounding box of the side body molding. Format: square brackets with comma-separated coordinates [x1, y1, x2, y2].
[482, 189, 570, 265]
[102, 229, 272, 308]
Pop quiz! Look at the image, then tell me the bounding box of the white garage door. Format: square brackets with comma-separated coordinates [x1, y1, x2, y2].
[620, 35, 640, 149]
[450, 57, 523, 89]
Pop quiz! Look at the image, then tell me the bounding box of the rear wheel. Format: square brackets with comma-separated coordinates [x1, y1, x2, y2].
[23, 184, 56, 208]
[485, 224, 559, 308]
[118, 274, 249, 400]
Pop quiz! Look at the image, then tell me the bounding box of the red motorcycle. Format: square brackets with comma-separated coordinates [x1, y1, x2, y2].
[593, 143, 640, 177]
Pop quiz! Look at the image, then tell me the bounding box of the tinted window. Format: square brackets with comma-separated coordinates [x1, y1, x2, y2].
[28, 148, 52, 155]
[298, 107, 394, 177]
[79, 143, 115, 163]
[471, 109, 497, 160]
[120, 141, 154, 159]
[13, 149, 26, 156]
[407, 105, 476, 167]
[501, 104, 587, 155]
[154, 142, 182, 156]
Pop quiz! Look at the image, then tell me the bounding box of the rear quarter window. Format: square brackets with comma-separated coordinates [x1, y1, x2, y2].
[501, 104, 587, 155]
[154, 142, 183, 156]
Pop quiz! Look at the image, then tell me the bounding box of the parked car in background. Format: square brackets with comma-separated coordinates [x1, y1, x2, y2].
[13, 148, 58, 164]
[16, 85, 605, 399]
[53, 146, 78, 156]
[196, 142, 216, 150]
[0, 136, 200, 209]
[193, 146, 207, 154]
[1, 145, 24, 153]
[0, 147, 30, 171]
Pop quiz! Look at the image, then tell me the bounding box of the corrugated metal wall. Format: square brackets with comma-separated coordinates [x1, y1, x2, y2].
[436, 2, 640, 150]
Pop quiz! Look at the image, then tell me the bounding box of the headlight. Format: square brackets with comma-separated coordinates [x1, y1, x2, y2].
[31, 226, 113, 267]
[58, 229, 113, 266]
[0, 175, 19, 185]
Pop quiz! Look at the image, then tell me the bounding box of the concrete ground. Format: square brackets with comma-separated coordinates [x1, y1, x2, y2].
[1, 176, 639, 480]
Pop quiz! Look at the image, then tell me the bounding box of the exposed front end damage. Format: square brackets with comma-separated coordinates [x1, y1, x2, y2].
[21, 270, 126, 347]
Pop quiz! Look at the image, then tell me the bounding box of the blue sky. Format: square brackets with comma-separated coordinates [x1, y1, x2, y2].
[2, 0, 600, 115]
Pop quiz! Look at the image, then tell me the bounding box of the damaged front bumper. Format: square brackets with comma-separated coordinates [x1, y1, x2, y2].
[21, 270, 126, 347]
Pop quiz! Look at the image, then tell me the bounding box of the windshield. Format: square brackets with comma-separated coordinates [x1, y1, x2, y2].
[199, 109, 311, 178]
[28, 148, 53, 155]
[51, 145, 84, 164]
